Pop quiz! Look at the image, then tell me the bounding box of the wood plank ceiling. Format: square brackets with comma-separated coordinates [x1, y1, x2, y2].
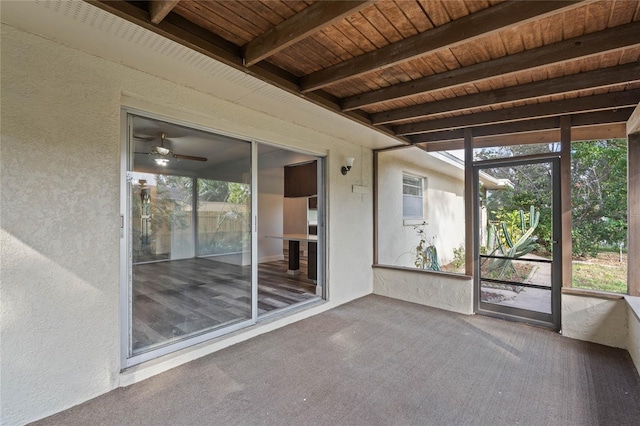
[89, 0, 640, 150]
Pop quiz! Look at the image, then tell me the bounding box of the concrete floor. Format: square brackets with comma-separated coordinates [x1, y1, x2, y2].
[34, 295, 640, 426]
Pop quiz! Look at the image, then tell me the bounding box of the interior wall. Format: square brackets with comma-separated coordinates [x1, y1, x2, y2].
[283, 198, 308, 235]
[0, 24, 374, 425]
[283, 197, 309, 251]
[258, 167, 284, 262]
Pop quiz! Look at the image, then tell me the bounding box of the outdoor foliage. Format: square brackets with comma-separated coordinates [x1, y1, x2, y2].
[451, 245, 465, 270]
[197, 181, 251, 255]
[572, 252, 628, 293]
[132, 175, 251, 259]
[484, 206, 540, 279]
[413, 222, 440, 271]
[478, 144, 554, 254]
[198, 179, 230, 202]
[571, 139, 627, 257]
[489, 207, 539, 253]
[477, 139, 627, 259]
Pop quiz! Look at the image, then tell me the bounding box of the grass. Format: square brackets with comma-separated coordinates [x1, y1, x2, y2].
[572, 252, 627, 294]
[442, 251, 628, 294]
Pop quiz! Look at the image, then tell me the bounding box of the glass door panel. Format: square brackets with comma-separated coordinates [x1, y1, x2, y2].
[474, 157, 560, 329]
[127, 114, 253, 358]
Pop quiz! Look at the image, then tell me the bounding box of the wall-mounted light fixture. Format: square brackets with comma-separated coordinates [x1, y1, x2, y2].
[341, 157, 355, 175]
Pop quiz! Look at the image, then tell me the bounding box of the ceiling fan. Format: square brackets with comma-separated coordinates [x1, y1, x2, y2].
[134, 132, 207, 164]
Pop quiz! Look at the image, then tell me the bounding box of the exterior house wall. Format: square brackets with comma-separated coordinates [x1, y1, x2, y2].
[374, 149, 472, 316]
[0, 24, 373, 425]
[377, 150, 466, 269]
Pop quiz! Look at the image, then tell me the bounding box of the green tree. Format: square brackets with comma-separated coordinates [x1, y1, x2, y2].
[571, 139, 627, 257]
[477, 139, 628, 259]
[479, 143, 556, 254]
[158, 176, 251, 254]
[198, 179, 229, 202]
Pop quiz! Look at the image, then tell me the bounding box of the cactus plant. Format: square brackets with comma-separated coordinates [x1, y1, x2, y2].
[485, 206, 540, 278]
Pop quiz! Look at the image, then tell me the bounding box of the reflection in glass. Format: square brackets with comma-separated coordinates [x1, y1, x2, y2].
[197, 179, 251, 259]
[131, 173, 194, 263]
[129, 114, 252, 356]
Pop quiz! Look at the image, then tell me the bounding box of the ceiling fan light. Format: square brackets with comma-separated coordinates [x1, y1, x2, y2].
[155, 158, 169, 166]
[154, 146, 171, 156]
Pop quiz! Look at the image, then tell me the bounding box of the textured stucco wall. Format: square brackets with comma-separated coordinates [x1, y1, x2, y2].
[561, 295, 628, 348]
[373, 267, 473, 315]
[0, 24, 373, 425]
[627, 298, 640, 374]
[377, 150, 465, 268]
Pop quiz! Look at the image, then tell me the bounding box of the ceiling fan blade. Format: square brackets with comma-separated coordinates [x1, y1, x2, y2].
[173, 154, 207, 162]
[133, 134, 157, 141]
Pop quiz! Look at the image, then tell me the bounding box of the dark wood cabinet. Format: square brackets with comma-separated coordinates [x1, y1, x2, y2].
[308, 241, 317, 281]
[284, 160, 317, 198]
[308, 196, 318, 209]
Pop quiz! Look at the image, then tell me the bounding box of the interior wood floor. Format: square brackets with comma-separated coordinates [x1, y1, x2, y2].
[132, 254, 319, 353]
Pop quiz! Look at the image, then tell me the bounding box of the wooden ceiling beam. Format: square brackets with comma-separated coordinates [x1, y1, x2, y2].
[85, 1, 411, 146]
[149, 0, 180, 24]
[299, 0, 584, 93]
[343, 21, 640, 112]
[409, 108, 634, 144]
[394, 90, 640, 136]
[243, 0, 376, 67]
[373, 62, 640, 125]
[422, 123, 627, 151]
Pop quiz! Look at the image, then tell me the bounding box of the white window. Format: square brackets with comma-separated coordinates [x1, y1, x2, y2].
[402, 174, 424, 219]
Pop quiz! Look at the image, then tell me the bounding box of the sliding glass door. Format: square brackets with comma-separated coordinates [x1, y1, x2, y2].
[121, 111, 327, 366]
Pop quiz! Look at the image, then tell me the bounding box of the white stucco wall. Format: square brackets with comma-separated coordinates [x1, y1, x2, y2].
[626, 297, 640, 374]
[561, 295, 628, 349]
[377, 148, 465, 269]
[0, 23, 373, 425]
[373, 267, 474, 315]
